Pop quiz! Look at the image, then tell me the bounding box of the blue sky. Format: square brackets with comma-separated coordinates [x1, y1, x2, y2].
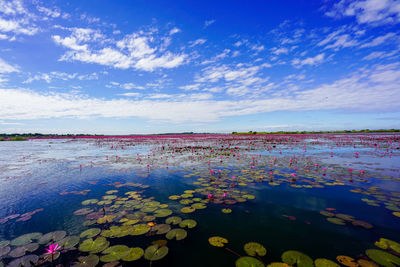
[0, 0, 399, 134]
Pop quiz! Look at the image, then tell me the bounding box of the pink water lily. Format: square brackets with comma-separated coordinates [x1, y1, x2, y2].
[45, 243, 61, 255]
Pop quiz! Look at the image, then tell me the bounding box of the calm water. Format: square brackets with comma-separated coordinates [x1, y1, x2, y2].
[0, 135, 399, 267]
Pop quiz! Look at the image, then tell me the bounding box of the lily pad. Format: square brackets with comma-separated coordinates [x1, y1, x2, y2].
[242, 194, 256, 200]
[336, 255, 358, 267]
[10, 232, 42, 246]
[169, 195, 181, 200]
[236, 256, 264, 267]
[144, 245, 169, 261]
[315, 258, 340, 267]
[97, 215, 116, 224]
[0, 240, 10, 248]
[79, 237, 109, 253]
[165, 216, 182, 225]
[59, 235, 80, 249]
[366, 249, 400, 267]
[82, 199, 99, 205]
[191, 203, 207, 209]
[282, 250, 313, 267]
[327, 218, 346, 225]
[154, 209, 173, 217]
[71, 254, 99, 267]
[100, 245, 130, 262]
[209, 236, 228, 247]
[38, 231, 67, 244]
[244, 242, 267, 257]
[0, 245, 10, 257]
[7, 254, 39, 267]
[336, 214, 355, 221]
[357, 259, 379, 267]
[375, 238, 400, 253]
[166, 229, 187, 240]
[222, 208, 232, 214]
[131, 224, 151, 235]
[181, 207, 195, 213]
[152, 224, 171, 235]
[80, 228, 101, 239]
[9, 243, 38, 257]
[121, 247, 144, 261]
[179, 219, 197, 229]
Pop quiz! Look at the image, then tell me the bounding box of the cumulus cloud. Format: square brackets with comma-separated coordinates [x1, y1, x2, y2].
[54, 28, 186, 71]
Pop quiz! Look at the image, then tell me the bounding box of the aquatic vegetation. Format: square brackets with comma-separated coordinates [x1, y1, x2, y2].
[0, 133, 400, 266]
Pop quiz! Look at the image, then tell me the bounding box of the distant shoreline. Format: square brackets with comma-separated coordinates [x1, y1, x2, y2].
[0, 129, 400, 141]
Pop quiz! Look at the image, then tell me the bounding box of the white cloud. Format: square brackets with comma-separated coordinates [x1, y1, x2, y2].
[169, 27, 180, 35]
[362, 50, 398, 60]
[272, 47, 288, 55]
[326, 0, 400, 26]
[109, 82, 145, 90]
[361, 32, 396, 47]
[119, 92, 141, 97]
[24, 71, 99, 83]
[204, 19, 215, 28]
[0, 57, 19, 73]
[36, 6, 61, 18]
[54, 29, 186, 71]
[317, 29, 358, 50]
[292, 53, 325, 67]
[189, 38, 206, 47]
[1, 64, 399, 122]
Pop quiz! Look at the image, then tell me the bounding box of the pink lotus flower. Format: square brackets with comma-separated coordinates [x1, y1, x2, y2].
[45, 243, 61, 255]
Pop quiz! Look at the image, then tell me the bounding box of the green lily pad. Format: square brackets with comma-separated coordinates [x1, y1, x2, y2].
[181, 193, 193, 198]
[236, 256, 264, 267]
[222, 208, 232, 214]
[209, 236, 228, 247]
[154, 209, 173, 217]
[141, 206, 158, 213]
[242, 194, 256, 200]
[38, 231, 67, 245]
[71, 254, 99, 267]
[122, 247, 144, 261]
[169, 195, 181, 200]
[375, 238, 400, 253]
[152, 224, 171, 235]
[244, 242, 267, 256]
[97, 215, 116, 224]
[166, 216, 182, 225]
[0, 240, 10, 248]
[181, 207, 195, 213]
[179, 219, 197, 229]
[100, 245, 130, 262]
[191, 203, 207, 209]
[282, 250, 313, 267]
[131, 224, 151, 235]
[327, 217, 346, 225]
[102, 226, 134, 238]
[166, 229, 187, 240]
[10, 232, 42, 246]
[59, 235, 80, 249]
[267, 263, 290, 267]
[315, 258, 340, 267]
[336, 214, 355, 221]
[180, 199, 194, 205]
[144, 245, 169, 261]
[106, 190, 118, 194]
[82, 199, 99, 205]
[103, 195, 117, 200]
[79, 237, 109, 253]
[366, 249, 400, 267]
[80, 228, 101, 239]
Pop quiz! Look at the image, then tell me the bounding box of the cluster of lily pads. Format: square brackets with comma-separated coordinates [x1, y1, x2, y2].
[0, 230, 78, 267]
[319, 208, 373, 229]
[208, 235, 400, 267]
[71, 186, 198, 266]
